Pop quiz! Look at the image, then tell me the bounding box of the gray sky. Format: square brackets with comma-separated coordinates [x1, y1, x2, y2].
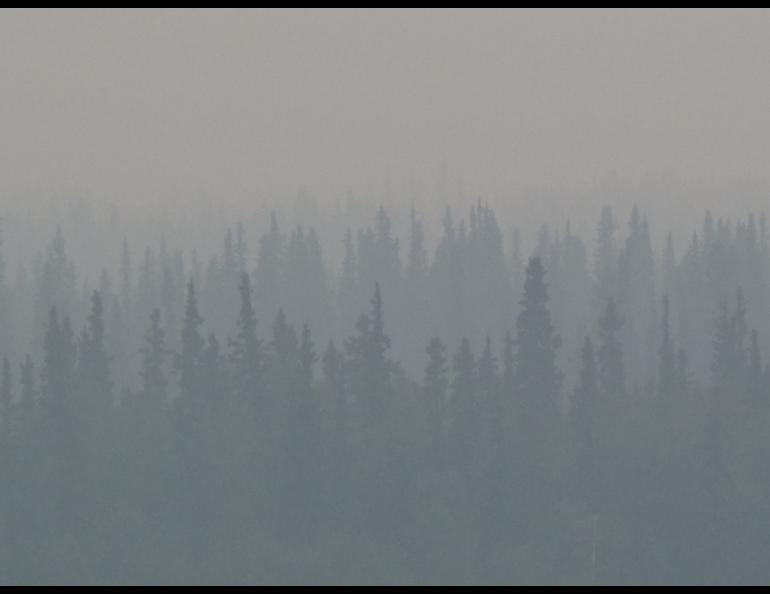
[1, 8, 769, 208]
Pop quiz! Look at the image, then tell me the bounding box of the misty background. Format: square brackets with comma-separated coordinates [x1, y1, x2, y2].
[1, 9, 769, 209]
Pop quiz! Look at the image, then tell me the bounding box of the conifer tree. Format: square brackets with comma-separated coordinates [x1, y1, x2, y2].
[230, 272, 262, 404]
[41, 307, 77, 410]
[323, 340, 346, 431]
[424, 336, 448, 440]
[177, 280, 204, 411]
[514, 257, 562, 425]
[140, 308, 168, 406]
[346, 283, 392, 426]
[78, 291, 112, 403]
[598, 298, 625, 399]
[572, 337, 599, 434]
[268, 308, 299, 401]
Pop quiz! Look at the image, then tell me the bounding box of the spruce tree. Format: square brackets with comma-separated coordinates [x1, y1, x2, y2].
[514, 257, 562, 425]
[598, 298, 625, 399]
[323, 340, 346, 432]
[267, 308, 299, 401]
[230, 272, 262, 404]
[177, 280, 204, 412]
[78, 291, 112, 405]
[346, 283, 392, 426]
[451, 337, 476, 466]
[41, 307, 77, 411]
[140, 308, 168, 406]
[424, 336, 448, 441]
[572, 337, 599, 435]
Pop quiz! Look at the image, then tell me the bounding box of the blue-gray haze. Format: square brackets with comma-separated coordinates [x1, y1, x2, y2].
[1, 8, 769, 586]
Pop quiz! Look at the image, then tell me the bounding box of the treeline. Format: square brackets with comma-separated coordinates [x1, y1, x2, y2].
[1, 202, 770, 583]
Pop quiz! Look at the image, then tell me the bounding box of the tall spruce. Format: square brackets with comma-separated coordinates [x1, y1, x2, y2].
[514, 257, 562, 424]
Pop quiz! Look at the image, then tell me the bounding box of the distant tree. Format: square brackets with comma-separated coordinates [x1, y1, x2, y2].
[36, 227, 77, 341]
[78, 291, 112, 405]
[424, 336, 448, 442]
[514, 257, 562, 425]
[140, 308, 168, 406]
[254, 211, 284, 324]
[267, 308, 299, 402]
[296, 324, 318, 438]
[229, 272, 263, 404]
[598, 298, 625, 399]
[594, 206, 617, 303]
[478, 335, 500, 439]
[337, 228, 358, 335]
[177, 280, 204, 414]
[322, 340, 346, 433]
[711, 290, 750, 396]
[451, 337, 476, 402]
[346, 283, 392, 427]
[41, 307, 77, 410]
[617, 206, 657, 386]
[572, 337, 599, 431]
[451, 336, 477, 474]
[200, 333, 226, 417]
[406, 205, 428, 290]
[323, 339, 349, 503]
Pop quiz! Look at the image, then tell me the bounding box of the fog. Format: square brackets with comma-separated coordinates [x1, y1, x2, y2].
[1, 8, 770, 585]
[2, 9, 769, 209]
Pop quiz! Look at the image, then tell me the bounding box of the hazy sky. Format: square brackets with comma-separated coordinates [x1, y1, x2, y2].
[1, 8, 769, 206]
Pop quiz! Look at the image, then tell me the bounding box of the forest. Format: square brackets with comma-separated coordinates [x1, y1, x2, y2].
[0, 197, 769, 584]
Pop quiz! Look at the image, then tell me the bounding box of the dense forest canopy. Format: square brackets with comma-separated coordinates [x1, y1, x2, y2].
[1, 197, 770, 584]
